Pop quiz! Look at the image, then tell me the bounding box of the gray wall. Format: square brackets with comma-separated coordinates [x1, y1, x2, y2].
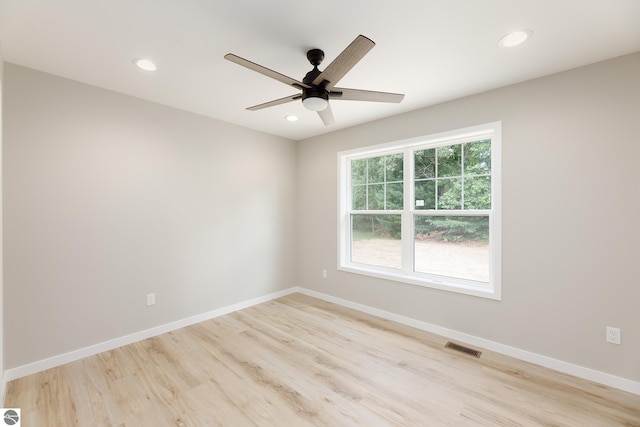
[3, 64, 296, 368]
[0, 45, 5, 400]
[296, 52, 640, 381]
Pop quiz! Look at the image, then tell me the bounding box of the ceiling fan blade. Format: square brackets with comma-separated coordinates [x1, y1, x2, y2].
[225, 53, 310, 89]
[312, 35, 375, 90]
[330, 87, 404, 103]
[247, 94, 302, 111]
[318, 105, 335, 126]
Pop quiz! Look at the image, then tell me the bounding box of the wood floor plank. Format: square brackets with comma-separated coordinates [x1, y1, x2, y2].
[5, 293, 640, 426]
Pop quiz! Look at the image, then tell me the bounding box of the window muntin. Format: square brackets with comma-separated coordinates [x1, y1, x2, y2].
[339, 123, 501, 300]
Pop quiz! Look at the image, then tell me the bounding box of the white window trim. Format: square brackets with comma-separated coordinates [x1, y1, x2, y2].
[338, 122, 502, 300]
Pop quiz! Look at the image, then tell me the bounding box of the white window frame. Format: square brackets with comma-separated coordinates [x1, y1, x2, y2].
[338, 122, 502, 300]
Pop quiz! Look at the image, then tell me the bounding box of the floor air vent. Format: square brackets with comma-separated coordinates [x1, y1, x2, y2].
[445, 342, 482, 358]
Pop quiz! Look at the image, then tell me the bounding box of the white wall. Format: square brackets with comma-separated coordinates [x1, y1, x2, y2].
[3, 64, 296, 369]
[296, 52, 640, 382]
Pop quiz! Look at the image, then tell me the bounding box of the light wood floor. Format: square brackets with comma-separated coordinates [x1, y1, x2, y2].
[6, 293, 640, 426]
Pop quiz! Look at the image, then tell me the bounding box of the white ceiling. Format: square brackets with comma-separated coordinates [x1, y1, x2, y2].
[1, 0, 639, 141]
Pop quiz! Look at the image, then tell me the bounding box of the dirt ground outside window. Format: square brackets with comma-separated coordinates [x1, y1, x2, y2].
[352, 238, 489, 282]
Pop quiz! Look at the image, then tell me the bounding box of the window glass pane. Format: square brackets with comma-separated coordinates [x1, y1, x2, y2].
[386, 153, 404, 182]
[415, 148, 435, 179]
[352, 185, 366, 210]
[415, 180, 436, 210]
[353, 154, 405, 211]
[352, 214, 402, 269]
[414, 216, 489, 282]
[367, 184, 383, 210]
[368, 157, 385, 183]
[386, 182, 403, 209]
[464, 176, 491, 209]
[464, 140, 491, 176]
[351, 159, 367, 184]
[437, 178, 462, 209]
[437, 144, 462, 177]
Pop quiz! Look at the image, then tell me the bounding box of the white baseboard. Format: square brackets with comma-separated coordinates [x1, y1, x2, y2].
[3, 287, 297, 385]
[4, 286, 639, 398]
[295, 287, 640, 396]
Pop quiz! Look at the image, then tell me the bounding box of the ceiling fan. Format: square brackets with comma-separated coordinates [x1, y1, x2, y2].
[224, 35, 404, 125]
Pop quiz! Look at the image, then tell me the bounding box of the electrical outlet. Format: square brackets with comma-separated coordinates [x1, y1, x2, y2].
[322, 269, 328, 279]
[606, 327, 621, 344]
[147, 293, 155, 306]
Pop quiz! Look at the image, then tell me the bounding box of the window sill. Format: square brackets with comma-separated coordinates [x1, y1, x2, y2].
[338, 264, 501, 300]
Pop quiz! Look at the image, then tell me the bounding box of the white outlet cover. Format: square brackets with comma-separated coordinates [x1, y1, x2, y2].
[606, 327, 621, 344]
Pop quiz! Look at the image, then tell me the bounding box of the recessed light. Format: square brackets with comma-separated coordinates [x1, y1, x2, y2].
[132, 58, 157, 71]
[285, 115, 298, 122]
[498, 30, 533, 48]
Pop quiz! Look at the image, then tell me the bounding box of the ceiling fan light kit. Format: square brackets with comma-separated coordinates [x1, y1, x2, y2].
[302, 96, 329, 111]
[224, 35, 404, 125]
[302, 89, 329, 111]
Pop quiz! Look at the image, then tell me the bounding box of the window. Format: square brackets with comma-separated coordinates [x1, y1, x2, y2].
[338, 122, 501, 299]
